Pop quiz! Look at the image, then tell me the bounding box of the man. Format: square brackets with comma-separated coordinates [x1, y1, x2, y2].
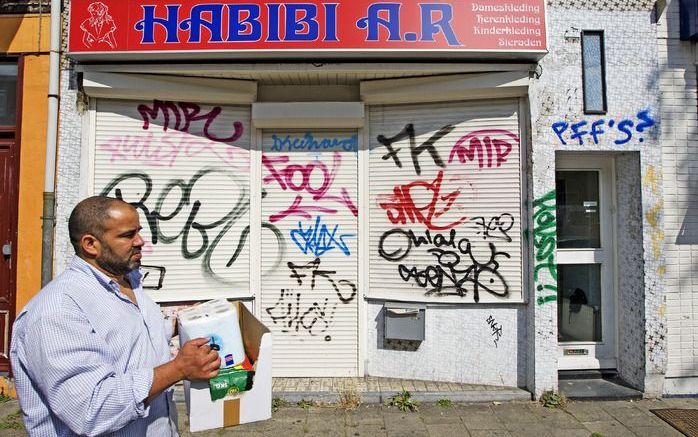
[10, 196, 220, 436]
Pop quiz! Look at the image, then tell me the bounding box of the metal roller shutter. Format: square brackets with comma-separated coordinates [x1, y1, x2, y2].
[368, 99, 523, 304]
[93, 99, 252, 302]
[259, 130, 359, 377]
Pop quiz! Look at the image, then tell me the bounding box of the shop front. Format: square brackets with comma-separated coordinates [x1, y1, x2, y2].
[55, 0, 622, 396]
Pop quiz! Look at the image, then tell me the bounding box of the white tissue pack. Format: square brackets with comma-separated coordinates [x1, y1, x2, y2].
[177, 298, 246, 368]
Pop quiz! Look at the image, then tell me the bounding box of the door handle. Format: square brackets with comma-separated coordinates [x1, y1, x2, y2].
[2, 243, 10, 257]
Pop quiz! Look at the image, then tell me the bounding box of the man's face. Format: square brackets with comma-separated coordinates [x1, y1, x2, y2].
[94, 204, 144, 277]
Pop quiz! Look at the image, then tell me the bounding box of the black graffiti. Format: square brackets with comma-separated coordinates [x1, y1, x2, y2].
[377, 123, 453, 175]
[141, 264, 166, 290]
[469, 214, 514, 242]
[264, 258, 357, 339]
[100, 168, 285, 284]
[379, 228, 510, 302]
[486, 315, 502, 348]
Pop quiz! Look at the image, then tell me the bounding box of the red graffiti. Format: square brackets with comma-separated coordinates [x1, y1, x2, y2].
[137, 99, 244, 144]
[448, 129, 518, 168]
[377, 170, 466, 231]
[263, 151, 358, 222]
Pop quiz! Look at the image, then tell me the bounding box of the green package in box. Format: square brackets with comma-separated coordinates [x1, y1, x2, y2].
[208, 367, 254, 401]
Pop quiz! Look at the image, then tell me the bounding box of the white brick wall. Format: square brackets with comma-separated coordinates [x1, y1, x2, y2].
[658, 0, 698, 381]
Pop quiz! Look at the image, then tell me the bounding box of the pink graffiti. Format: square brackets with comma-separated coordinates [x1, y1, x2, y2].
[137, 99, 244, 144]
[263, 151, 358, 222]
[448, 129, 518, 168]
[99, 131, 250, 168]
[377, 170, 466, 231]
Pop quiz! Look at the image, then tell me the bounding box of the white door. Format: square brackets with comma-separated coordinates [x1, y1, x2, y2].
[556, 155, 617, 370]
[259, 130, 359, 377]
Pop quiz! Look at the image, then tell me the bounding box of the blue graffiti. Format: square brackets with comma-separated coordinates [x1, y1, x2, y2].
[551, 109, 656, 146]
[271, 133, 358, 152]
[290, 216, 354, 257]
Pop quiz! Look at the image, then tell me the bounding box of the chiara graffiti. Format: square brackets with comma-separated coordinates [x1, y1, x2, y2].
[551, 109, 656, 146]
[532, 190, 557, 305]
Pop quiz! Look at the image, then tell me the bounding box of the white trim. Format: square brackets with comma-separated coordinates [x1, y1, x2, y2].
[82, 72, 257, 104]
[83, 100, 96, 196]
[358, 105, 370, 377]
[251, 102, 364, 128]
[360, 71, 530, 104]
[250, 128, 262, 318]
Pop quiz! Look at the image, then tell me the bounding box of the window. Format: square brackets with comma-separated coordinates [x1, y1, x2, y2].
[0, 62, 18, 129]
[581, 30, 607, 114]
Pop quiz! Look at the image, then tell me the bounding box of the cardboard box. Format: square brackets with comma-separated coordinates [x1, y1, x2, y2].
[183, 301, 272, 432]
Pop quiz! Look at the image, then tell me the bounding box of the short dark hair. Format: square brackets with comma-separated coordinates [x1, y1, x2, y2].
[68, 196, 129, 254]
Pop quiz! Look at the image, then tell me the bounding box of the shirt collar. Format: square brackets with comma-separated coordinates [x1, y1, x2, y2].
[69, 256, 143, 291]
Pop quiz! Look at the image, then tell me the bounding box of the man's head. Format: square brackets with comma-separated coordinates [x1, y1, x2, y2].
[68, 196, 144, 277]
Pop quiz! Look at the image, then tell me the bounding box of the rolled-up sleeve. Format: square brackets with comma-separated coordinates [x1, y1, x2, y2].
[23, 297, 154, 437]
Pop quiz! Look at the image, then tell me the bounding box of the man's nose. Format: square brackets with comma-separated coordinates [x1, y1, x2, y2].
[134, 233, 145, 247]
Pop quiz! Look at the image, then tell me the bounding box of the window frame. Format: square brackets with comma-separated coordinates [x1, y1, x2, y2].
[581, 30, 608, 115]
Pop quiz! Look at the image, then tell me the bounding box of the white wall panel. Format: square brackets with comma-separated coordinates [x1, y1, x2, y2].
[368, 100, 523, 303]
[94, 99, 251, 302]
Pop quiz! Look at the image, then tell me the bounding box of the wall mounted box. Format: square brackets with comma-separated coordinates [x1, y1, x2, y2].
[384, 302, 426, 341]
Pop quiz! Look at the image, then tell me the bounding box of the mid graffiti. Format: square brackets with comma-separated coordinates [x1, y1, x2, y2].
[265, 258, 357, 339]
[379, 228, 510, 302]
[100, 168, 285, 285]
[137, 99, 245, 144]
[532, 190, 557, 305]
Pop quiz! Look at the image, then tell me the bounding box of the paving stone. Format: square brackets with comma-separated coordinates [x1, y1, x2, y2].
[629, 425, 684, 437]
[460, 410, 506, 430]
[582, 419, 636, 437]
[418, 404, 464, 424]
[350, 424, 387, 436]
[601, 402, 666, 427]
[502, 421, 556, 437]
[344, 406, 385, 426]
[425, 422, 471, 437]
[527, 404, 586, 429]
[469, 430, 513, 437]
[564, 401, 615, 422]
[550, 429, 592, 437]
[491, 403, 540, 424]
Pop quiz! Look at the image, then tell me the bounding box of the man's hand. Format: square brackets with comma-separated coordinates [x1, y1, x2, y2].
[174, 338, 221, 381]
[148, 338, 221, 403]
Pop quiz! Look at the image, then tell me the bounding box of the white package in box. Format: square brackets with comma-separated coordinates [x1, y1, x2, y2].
[183, 301, 272, 432]
[178, 298, 246, 367]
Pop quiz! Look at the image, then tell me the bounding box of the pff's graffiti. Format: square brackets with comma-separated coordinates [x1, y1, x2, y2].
[551, 109, 656, 146]
[532, 190, 557, 305]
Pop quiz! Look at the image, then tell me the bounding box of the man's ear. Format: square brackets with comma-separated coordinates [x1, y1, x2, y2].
[80, 234, 101, 258]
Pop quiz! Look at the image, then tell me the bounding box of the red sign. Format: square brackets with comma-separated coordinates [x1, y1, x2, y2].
[68, 0, 546, 59]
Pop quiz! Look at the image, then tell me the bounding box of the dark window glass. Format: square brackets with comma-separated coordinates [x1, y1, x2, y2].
[556, 171, 601, 249]
[558, 264, 602, 342]
[0, 63, 18, 127]
[582, 31, 607, 114]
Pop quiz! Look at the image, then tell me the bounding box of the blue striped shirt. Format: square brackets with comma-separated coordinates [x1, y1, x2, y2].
[10, 256, 178, 436]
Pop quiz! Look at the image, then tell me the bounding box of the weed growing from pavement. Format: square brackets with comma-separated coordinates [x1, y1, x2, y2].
[436, 399, 453, 408]
[337, 388, 362, 411]
[0, 389, 10, 403]
[297, 399, 315, 409]
[539, 390, 567, 409]
[0, 410, 23, 430]
[386, 389, 420, 412]
[272, 398, 290, 412]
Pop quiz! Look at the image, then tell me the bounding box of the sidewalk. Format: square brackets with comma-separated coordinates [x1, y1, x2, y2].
[3, 396, 697, 436]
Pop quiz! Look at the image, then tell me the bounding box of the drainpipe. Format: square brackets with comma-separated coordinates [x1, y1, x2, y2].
[41, 0, 61, 287]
